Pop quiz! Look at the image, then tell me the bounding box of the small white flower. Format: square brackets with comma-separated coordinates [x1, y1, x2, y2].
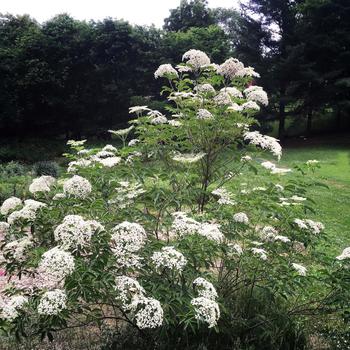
[63, 175, 92, 199]
[212, 188, 235, 205]
[220, 87, 243, 98]
[217, 57, 244, 80]
[244, 131, 282, 160]
[108, 126, 134, 136]
[151, 246, 187, 271]
[336, 247, 350, 261]
[292, 263, 307, 276]
[168, 119, 182, 126]
[154, 64, 178, 79]
[172, 152, 206, 164]
[195, 83, 215, 94]
[233, 212, 249, 224]
[129, 106, 150, 114]
[306, 159, 319, 165]
[29, 176, 56, 194]
[39, 247, 75, 280]
[0, 295, 28, 321]
[241, 101, 260, 111]
[197, 109, 213, 120]
[1, 197, 22, 216]
[193, 277, 218, 300]
[251, 248, 267, 260]
[244, 86, 268, 106]
[38, 289, 67, 315]
[182, 49, 210, 70]
[133, 297, 164, 329]
[198, 223, 224, 242]
[128, 139, 140, 146]
[191, 297, 220, 328]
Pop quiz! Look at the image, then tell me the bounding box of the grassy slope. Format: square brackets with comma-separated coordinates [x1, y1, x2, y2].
[277, 137, 350, 256]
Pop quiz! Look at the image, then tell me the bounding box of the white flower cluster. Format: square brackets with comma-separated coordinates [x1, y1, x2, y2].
[171, 212, 200, 237]
[0, 221, 9, 241]
[197, 109, 213, 120]
[7, 199, 46, 225]
[128, 138, 140, 146]
[241, 155, 252, 162]
[294, 219, 324, 234]
[114, 276, 163, 329]
[109, 181, 145, 208]
[212, 188, 235, 205]
[133, 297, 164, 329]
[292, 263, 307, 276]
[172, 152, 206, 164]
[193, 277, 218, 300]
[261, 161, 291, 175]
[182, 49, 210, 70]
[261, 161, 283, 174]
[191, 297, 220, 329]
[3, 237, 33, 262]
[191, 277, 220, 328]
[306, 159, 319, 166]
[39, 247, 75, 280]
[241, 101, 260, 111]
[54, 215, 103, 250]
[220, 87, 243, 98]
[233, 212, 249, 224]
[115, 276, 145, 310]
[110, 221, 147, 268]
[170, 212, 224, 242]
[195, 83, 215, 94]
[147, 110, 168, 124]
[197, 223, 224, 243]
[168, 119, 182, 127]
[336, 247, 350, 261]
[244, 86, 268, 106]
[67, 159, 92, 173]
[29, 176, 56, 194]
[109, 125, 134, 137]
[63, 175, 92, 199]
[259, 225, 278, 240]
[0, 295, 28, 321]
[129, 106, 150, 115]
[67, 139, 87, 148]
[228, 242, 243, 256]
[250, 247, 268, 260]
[37, 289, 67, 315]
[0, 197, 22, 216]
[151, 246, 187, 272]
[244, 131, 282, 160]
[214, 91, 232, 105]
[217, 57, 260, 80]
[218, 58, 244, 80]
[154, 64, 178, 79]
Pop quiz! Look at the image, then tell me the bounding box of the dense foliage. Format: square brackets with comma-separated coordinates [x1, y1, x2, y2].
[0, 0, 349, 148]
[0, 50, 349, 349]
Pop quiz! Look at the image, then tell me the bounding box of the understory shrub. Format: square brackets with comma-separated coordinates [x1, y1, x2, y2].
[33, 161, 60, 178]
[0, 50, 349, 350]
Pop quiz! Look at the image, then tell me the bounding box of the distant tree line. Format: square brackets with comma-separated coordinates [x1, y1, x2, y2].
[0, 0, 349, 140]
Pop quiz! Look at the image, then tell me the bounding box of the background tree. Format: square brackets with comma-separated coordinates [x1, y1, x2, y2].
[163, 0, 215, 32]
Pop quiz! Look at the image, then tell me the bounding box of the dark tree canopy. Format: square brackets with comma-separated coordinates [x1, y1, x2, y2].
[0, 0, 348, 148]
[163, 0, 215, 31]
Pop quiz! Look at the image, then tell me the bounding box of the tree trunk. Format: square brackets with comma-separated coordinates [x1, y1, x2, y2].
[335, 106, 342, 130]
[278, 89, 286, 140]
[306, 106, 313, 136]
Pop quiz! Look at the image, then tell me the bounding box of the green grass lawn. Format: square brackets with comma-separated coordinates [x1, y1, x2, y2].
[275, 138, 350, 256]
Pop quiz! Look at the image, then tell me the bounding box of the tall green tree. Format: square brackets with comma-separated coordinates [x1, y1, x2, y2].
[163, 0, 215, 31]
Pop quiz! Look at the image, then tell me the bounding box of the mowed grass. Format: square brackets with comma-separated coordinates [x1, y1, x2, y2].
[274, 137, 350, 256]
